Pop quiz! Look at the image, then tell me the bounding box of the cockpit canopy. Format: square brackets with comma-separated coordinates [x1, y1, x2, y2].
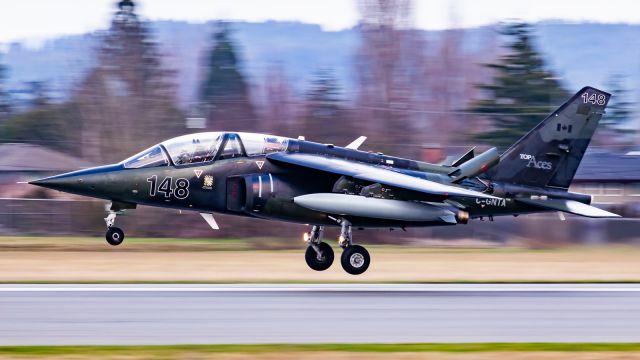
[122, 132, 290, 169]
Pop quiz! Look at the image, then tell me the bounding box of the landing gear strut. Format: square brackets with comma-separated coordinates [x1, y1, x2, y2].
[104, 212, 125, 246]
[302, 220, 372, 275]
[337, 219, 370, 275]
[304, 226, 334, 271]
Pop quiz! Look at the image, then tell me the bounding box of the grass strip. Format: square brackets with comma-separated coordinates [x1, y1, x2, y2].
[1, 343, 640, 356]
[1, 280, 640, 284]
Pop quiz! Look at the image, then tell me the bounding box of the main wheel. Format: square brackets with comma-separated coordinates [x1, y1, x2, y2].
[341, 245, 370, 275]
[305, 242, 334, 271]
[105, 227, 125, 246]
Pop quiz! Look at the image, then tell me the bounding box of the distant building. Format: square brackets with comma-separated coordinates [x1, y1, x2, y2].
[571, 151, 640, 205]
[0, 143, 93, 197]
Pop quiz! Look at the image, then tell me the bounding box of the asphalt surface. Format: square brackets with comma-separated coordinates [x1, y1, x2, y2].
[0, 284, 639, 345]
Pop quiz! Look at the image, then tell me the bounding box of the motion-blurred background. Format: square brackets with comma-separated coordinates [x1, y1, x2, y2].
[1, 0, 639, 246]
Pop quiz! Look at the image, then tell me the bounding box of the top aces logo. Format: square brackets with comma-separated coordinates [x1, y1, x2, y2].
[519, 153, 552, 171]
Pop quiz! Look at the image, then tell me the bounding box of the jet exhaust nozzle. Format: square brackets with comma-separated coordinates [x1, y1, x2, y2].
[456, 210, 469, 224]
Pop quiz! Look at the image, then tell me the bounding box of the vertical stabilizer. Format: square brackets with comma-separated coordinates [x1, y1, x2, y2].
[487, 86, 610, 189]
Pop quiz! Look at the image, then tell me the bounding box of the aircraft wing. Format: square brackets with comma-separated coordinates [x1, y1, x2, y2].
[267, 152, 497, 201]
[516, 198, 621, 218]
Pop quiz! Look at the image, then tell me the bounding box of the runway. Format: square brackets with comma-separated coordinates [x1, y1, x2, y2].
[0, 284, 639, 345]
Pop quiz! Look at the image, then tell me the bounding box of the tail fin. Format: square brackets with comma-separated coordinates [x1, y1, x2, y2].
[487, 86, 611, 189]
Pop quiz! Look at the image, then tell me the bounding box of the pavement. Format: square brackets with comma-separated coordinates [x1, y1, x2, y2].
[0, 284, 639, 345]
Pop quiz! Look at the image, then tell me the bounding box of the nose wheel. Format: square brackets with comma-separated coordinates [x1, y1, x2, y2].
[106, 226, 125, 246]
[104, 212, 125, 246]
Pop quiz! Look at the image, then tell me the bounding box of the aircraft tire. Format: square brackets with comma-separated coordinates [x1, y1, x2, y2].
[305, 242, 334, 271]
[105, 227, 125, 246]
[340, 245, 370, 275]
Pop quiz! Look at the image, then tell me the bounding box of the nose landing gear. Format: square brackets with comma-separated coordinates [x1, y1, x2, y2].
[104, 212, 125, 246]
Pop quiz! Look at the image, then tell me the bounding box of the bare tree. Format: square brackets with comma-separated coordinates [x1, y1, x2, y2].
[355, 0, 421, 157]
[261, 64, 299, 137]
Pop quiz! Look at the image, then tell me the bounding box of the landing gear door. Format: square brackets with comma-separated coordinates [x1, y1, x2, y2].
[226, 176, 246, 212]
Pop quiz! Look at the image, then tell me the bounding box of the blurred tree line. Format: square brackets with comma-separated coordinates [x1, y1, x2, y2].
[0, 0, 637, 239]
[0, 0, 636, 162]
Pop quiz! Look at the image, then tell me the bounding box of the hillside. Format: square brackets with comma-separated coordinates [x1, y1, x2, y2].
[2, 21, 638, 106]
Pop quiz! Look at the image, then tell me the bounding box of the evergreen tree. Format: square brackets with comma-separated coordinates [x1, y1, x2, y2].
[303, 69, 353, 145]
[0, 58, 11, 120]
[200, 24, 255, 131]
[25, 81, 50, 108]
[75, 0, 183, 163]
[603, 74, 635, 134]
[468, 22, 568, 150]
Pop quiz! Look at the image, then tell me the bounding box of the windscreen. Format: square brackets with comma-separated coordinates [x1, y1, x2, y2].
[122, 145, 168, 169]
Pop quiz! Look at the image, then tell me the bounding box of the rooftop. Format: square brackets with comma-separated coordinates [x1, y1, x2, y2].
[0, 143, 94, 172]
[574, 151, 640, 182]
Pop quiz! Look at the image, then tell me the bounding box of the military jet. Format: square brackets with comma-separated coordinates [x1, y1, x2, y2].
[30, 87, 620, 275]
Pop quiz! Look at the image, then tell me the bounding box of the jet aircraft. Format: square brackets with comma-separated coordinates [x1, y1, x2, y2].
[30, 87, 620, 275]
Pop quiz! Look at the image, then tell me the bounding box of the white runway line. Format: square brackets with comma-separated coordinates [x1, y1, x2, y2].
[0, 284, 640, 292]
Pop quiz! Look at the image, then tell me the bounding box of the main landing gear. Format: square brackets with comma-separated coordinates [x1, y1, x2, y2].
[303, 220, 371, 275]
[104, 212, 125, 246]
[304, 226, 334, 271]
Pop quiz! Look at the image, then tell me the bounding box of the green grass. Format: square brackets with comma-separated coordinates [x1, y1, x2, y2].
[0, 343, 639, 356]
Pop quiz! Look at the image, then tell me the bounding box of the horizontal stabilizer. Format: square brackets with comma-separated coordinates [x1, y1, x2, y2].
[516, 198, 620, 218]
[451, 147, 475, 167]
[346, 136, 367, 150]
[294, 193, 457, 223]
[449, 147, 499, 182]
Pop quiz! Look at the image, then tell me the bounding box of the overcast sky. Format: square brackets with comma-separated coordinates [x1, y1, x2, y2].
[2, 0, 640, 45]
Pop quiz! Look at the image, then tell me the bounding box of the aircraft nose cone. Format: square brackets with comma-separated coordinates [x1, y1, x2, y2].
[29, 164, 124, 196]
[29, 173, 85, 191]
